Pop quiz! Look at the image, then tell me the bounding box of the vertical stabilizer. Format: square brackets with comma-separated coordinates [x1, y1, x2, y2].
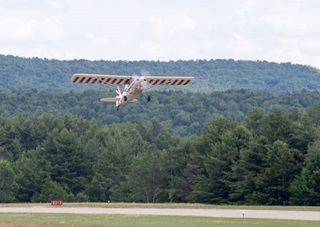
[116, 86, 121, 98]
[116, 86, 121, 110]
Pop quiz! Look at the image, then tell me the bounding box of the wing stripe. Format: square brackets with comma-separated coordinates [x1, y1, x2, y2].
[85, 77, 92, 83]
[177, 80, 184, 85]
[98, 78, 105, 84]
[172, 80, 179, 85]
[71, 74, 193, 87]
[73, 77, 80, 83]
[71, 74, 132, 85]
[79, 77, 86, 83]
[183, 80, 191, 85]
[145, 78, 193, 86]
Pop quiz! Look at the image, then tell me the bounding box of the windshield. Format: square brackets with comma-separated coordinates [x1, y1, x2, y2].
[131, 75, 140, 82]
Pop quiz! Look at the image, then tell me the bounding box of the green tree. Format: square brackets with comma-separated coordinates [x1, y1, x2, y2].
[127, 147, 166, 203]
[289, 171, 309, 205]
[41, 128, 91, 195]
[0, 159, 17, 202]
[252, 140, 299, 205]
[291, 137, 320, 205]
[91, 125, 145, 202]
[85, 173, 111, 202]
[31, 177, 74, 202]
[191, 118, 242, 204]
[163, 135, 199, 203]
[229, 137, 268, 204]
[260, 107, 292, 144]
[244, 107, 264, 136]
[14, 149, 47, 202]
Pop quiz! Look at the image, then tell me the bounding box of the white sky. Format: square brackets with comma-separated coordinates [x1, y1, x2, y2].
[1, 0, 320, 68]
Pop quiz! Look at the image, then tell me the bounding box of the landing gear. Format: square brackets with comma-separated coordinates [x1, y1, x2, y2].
[117, 106, 120, 111]
[124, 96, 127, 102]
[142, 93, 151, 102]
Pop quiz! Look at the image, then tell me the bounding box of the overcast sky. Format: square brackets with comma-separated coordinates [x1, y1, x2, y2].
[1, 0, 320, 68]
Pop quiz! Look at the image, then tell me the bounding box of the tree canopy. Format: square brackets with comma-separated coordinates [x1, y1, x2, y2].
[1, 89, 320, 136]
[1, 54, 320, 94]
[2, 55, 320, 205]
[1, 106, 320, 205]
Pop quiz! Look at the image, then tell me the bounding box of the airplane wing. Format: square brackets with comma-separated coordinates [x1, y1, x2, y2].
[71, 74, 132, 85]
[143, 76, 194, 86]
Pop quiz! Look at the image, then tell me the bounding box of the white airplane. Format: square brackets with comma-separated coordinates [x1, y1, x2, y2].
[71, 73, 194, 110]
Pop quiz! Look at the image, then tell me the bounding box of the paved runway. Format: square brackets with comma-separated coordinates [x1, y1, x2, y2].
[1, 206, 320, 220]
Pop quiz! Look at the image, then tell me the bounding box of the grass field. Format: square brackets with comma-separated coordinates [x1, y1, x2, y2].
[1, 203, 320, 227]
[1, 213, 320, 227]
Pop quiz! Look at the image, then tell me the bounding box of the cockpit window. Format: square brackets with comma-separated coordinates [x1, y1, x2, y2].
[131, 75, 140, 83]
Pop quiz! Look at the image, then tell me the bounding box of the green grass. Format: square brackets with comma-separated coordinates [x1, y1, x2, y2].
[1, 213, 320, 227]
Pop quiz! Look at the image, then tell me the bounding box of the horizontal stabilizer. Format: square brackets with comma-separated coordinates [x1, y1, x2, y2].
[100, 97, 120, 102]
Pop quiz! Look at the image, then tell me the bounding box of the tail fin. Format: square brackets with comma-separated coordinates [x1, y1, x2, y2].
[116, 86, 121, 98]
[116, 86, 121, 108]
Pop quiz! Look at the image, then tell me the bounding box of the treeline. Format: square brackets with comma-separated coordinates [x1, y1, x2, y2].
[1, 106, 320, 205]
[1, 89, 320, 136]
[1, 54, 320, 94]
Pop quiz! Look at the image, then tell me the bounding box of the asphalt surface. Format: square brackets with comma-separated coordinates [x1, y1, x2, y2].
[1, 206, 320, 220]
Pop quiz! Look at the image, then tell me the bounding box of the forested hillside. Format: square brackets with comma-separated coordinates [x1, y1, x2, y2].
[1, 54, 320, 94]
[2, 54, 320, 206]
[2, 107, 320, 205]
[1, 89, 320, 135]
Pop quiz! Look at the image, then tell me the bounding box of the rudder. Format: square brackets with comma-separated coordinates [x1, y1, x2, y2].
[116, 86, 121, 98]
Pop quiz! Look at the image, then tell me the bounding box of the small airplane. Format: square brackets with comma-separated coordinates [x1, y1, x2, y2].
[71, 73, 194, 110]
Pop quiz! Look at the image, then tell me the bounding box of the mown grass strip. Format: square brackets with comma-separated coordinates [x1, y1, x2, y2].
[1, 213, 320, 227]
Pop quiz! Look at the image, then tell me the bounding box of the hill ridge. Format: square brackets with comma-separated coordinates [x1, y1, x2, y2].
[1, 54, 320, 94]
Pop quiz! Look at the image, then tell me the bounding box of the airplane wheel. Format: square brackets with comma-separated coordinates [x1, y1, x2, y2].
[124, 96, 127, 102]
[147, 96, 151, 102]
[117, 106, 120, 111]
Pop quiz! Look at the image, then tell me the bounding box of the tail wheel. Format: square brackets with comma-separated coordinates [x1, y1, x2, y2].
[147, 96, 151, 102]
[124, 96, 127, 102]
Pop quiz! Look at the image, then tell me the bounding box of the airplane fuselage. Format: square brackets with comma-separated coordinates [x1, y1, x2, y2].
[121, 77, 145, 103]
